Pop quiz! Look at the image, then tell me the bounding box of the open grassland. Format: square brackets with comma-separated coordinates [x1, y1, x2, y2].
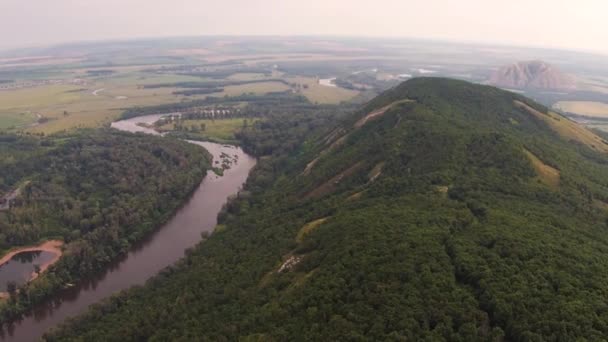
[287, 76, 359, 104]
[0, 85, 80, 110]
[554, 101, 608, 118]
[160, 118, 259, 142]
[0, 112, 38, 130]
[0, 72, 199, 134]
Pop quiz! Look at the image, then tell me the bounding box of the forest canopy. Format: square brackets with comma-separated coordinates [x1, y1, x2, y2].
[45, 78, 608, 340]
[0, 130, 210, 322]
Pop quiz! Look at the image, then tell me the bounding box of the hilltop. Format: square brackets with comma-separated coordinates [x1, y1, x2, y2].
[488, 60, 577, 90]
[48, 78, 608, 341]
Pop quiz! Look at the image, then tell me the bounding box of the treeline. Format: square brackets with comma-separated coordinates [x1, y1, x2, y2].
[142, 60, 247, 73]
[176, 67, 271, 79]
[335, 72, 399, 93]
[86, 70, 114, 77]
[0, 130, 210, 323]
[173, 87, 224, 96]
[121, 92, 311, 119]
[47, 79, 608, 341]
[143, 79, 290, 89]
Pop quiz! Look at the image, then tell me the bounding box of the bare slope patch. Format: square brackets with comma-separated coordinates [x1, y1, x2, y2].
[354, 99, 413, 128]
[304, 162, 365, 199]
[296, 217, 330, 243]
[523, 148, 560, 188]
[368, 162, 385, 183]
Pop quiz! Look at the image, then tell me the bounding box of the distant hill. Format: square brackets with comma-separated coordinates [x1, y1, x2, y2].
[489, 60, 577, 90]
[49, 78, 608, 341]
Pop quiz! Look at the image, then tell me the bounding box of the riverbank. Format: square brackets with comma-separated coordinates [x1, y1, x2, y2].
[0, 118, 256, 341]
[0, 240, 64, 298]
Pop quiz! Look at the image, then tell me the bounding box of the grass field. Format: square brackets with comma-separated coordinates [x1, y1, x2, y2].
[554, 101, 608, 118]
[287, 76, 359, 104]
[0, 72, 198, 134]
[0, 112, 38, 130]
[159, 118, 259, 142]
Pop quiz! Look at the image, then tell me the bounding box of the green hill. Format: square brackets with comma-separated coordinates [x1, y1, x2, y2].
[47, 78, 608, 341]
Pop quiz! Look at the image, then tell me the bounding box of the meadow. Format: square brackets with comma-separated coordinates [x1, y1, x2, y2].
[159, 118, 259, 143]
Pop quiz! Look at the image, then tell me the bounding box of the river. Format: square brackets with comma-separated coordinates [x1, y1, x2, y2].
[1, 115, 256, 341]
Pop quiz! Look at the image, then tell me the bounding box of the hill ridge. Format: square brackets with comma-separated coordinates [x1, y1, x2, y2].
[48, 78, 608, 341]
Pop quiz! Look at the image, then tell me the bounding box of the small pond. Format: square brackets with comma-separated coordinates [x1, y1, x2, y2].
[0, 251, 55, 292]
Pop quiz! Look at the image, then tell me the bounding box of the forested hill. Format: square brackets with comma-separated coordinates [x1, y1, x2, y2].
[0, 130, 210, 322]
[49, 78, 608, 341]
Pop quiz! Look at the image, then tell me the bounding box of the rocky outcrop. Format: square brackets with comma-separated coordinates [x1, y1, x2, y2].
[489, 60, 577, 91]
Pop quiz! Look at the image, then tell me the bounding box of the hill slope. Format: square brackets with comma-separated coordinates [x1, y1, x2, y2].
[48, 78, 608, 341]
[488, 60, 577, 90]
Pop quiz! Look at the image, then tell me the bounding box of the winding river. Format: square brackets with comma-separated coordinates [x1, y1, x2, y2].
[1, 115, 256, 341]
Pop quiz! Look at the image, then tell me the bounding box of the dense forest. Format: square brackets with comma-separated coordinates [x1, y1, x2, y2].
[47, 78, 608, 340]
[0, 130, 210, 322]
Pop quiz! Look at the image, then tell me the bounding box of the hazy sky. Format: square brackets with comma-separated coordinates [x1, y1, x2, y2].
[1, 0, 606, 53]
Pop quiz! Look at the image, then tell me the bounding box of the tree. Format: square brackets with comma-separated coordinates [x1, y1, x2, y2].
[6, 281, 17, 296]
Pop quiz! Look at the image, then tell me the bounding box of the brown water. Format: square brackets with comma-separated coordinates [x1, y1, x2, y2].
[0, 251, 55, 292]
[0, 115, 256, 341]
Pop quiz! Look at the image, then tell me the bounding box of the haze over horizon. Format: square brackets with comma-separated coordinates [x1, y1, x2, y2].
[1, 0, 606, 54]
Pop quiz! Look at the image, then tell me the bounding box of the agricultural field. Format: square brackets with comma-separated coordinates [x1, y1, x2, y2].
[0, 70, 237, 134]
[0, 39, 389, 135]
[0, 63, 359, 134]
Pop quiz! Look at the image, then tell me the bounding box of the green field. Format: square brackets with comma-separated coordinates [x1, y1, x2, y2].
[159, 118, 259, 142]
[0, 112, 38, 130]
[0, 72, 193, 134]
[288, 76, 359, 104]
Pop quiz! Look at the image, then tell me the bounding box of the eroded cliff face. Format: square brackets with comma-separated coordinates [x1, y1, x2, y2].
[489, 60, 577, 90]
